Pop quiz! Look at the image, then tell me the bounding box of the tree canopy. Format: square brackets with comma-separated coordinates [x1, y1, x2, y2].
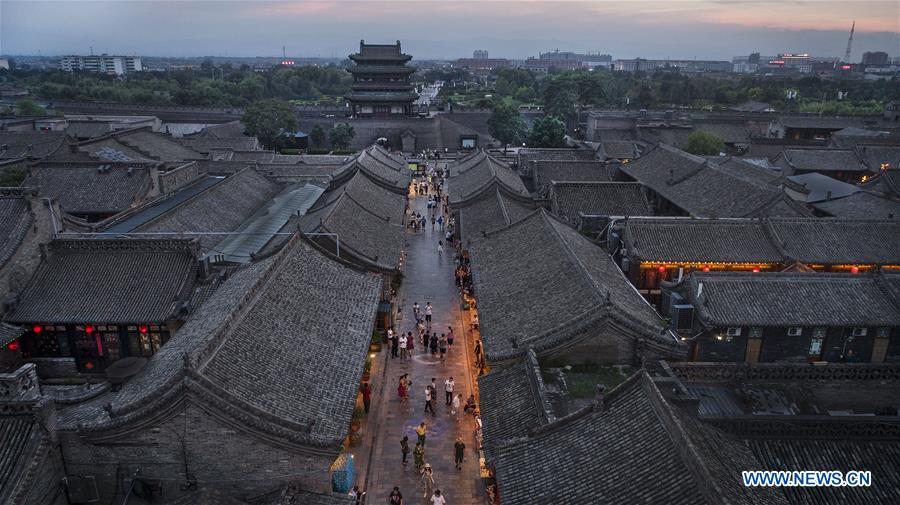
[527, 116, 567, 148]
[487, 102, 526, 149]
[309, 124, 326, 148]
[15, 99, 45, 116]
[328, 123, 356, 150]
[242, 98, 297, 150]
[684, 130, 726, 156]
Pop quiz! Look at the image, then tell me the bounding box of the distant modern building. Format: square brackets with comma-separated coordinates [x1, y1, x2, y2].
[0, 58, 9, 71]
[346, 40, 417, 118]
[455, 57, 511, 75]
[59, 54, 142, 75]
[862, 51, 890, 66]
[473, 49, 489, 59]
[523, 56, 582, 73]
[614, 58, 730, 73]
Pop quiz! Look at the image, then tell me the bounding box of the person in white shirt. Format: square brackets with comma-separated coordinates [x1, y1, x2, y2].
[430, 489, 445, 505]
[444, 377, 455, 405]
[399, 333, 408, 360]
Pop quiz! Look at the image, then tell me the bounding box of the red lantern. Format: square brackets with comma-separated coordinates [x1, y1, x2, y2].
[657, 266, 666, 273]
[702, 266, 710, 272]
[84, 361, 95, 370]
[7, 341, 19, 351]
[850, 266, 859, 274]
[752, 267, 760, 273]
[84, 325, 94, 334]
[139, 325, 148, 334]
[32, 325, 42, 334]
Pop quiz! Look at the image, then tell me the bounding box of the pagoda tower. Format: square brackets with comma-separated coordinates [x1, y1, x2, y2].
[346, 40, 418, 118]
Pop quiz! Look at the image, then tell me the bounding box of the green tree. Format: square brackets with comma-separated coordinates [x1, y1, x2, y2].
[527, 116, 567, 148]
[328, 123, 356, 150]
[487, 102, 525, 151]
[544, 86, 578, 120]
[15, 99, 45, 116]
[309, 124, 326, 149]
[684, 130, 725, 156]
[242, 98, 297, 150]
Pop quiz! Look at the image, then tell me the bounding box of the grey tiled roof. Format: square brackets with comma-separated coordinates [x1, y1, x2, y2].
[776, 148, 868, 173]
[623, 217, 785, 263]
[0, 131, 67, 160]
[856, 145, 900, 172]
[0, 416, 51, 504]
[178, 137, 259, 154]
[115, 129, 206, 162]
[135, 168, 282, 250]
[457, 186, 535, 242]
[531, 160, 613, 195]
[0, 322, 24, 346]
[622, 144, 811, 218]
[812, 191, 900, 219]
[6, 239, 199, 324]
[202, 238, 380, 443]
[516, 148, 595, 175]
[191, 121, 248, 139]
[599, 140, 640, 159]
[493, 371, 786, 505]
[469, 210, 673, 361]
[622, 217, 900, 265]
[64, 238, 380, 449]
[25, 163, 152, 215]
[77, 137, 154, 163]
[0, 192, 34, 269]
[300, 187, 404, 271]
[478, 351, 554, 460]
[346, 146, 411, 193]
[750, 439, 900, 505]
[674, 271, 900, 327]
[449, 151, 529, 204]
[229, 151, 276, 163]
[767, 218, 900, 265]
[550, 181, 652, 224]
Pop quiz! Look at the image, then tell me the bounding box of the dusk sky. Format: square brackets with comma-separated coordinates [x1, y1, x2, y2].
[2, 1, 898, 61]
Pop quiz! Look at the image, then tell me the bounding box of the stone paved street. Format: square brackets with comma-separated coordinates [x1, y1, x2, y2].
[358, 175, 484, 505]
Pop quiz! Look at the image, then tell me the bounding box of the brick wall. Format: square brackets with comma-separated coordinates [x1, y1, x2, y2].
[60, 402, 335, 502]
[158, 162, 202, 194]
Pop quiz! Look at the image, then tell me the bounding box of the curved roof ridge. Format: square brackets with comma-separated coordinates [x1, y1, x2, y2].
[494, 186, 511, 226]
[470, 207, 544, 242]
[339, 190, 403, 224]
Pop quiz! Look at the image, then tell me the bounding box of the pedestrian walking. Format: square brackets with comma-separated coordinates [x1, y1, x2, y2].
[390, 331, 399, 359]
[437, 240, 443, 256]
[425, 302, 433, 323]
[401, 436, 410, 465]
[430, 489, 445, 505]
[407, 331, 415, 355]
[398, 374, 409, 402]
[451, 393, 461, 419]
[444, 377, 455, 405]
[431, 215, 436, 231]
[424, 386, 434, 414]
[399, 333, 408, 360]
[474, 340, 482, 361]
[413, 442, 425, 472]
[429, 333, 438, 355]
[416, 422, 427, 445]
[446, 326, 454, 350]
[361, 383, 371, 414]
[439, 334, 447, 361]
[454, 437, 466, 470]
[413, 302, 421, 322]
[421, 464, 435, 499]
[389, 487, 403, 505]
[437, 215, 444, 231]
